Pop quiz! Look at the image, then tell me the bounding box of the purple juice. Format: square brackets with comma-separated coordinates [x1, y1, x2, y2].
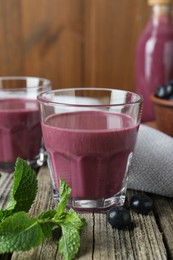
[42, 110, 139, 201]
[136, 8, 173, 122]
[0, 98, 42, 171]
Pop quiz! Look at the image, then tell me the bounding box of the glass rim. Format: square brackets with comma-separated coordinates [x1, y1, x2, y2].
[37, 87, 143, 107]
[0, 76, 51, 91]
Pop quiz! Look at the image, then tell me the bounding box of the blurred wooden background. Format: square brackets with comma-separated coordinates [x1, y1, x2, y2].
[0, 0, 150, 91]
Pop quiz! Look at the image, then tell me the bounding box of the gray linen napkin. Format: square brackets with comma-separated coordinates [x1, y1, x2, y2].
[128, 124, 173, 197]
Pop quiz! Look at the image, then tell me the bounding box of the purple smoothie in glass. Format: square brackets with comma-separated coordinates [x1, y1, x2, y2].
[0, 98, 41, 171]
[42, 110, 139, 201]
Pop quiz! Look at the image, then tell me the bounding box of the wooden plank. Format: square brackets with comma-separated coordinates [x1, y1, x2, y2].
[1, 167, 168, 260]
[0, 172, 13, 209]
[129, 210, 167, 259]
[20, 0, 84, 88]
[0, 0, 150, 91]
[93, 210, 167, 260]
[0, 0, 24, 75]
[83, 0, 149, 91]
[152, 195, 173, 259]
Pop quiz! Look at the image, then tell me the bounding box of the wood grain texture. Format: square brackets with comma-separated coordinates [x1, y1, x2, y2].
[0, 0, 150, 91]
[152, 195, 173, 259]
[0, 167, 167, 260]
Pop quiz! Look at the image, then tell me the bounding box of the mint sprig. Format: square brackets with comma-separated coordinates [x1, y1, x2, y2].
[0, 158, 86, 260]
[58, 208, 86, 259]
[7, 158, 38, 212]
[0, 158, 38, 221]
[0, 212, 45, 253]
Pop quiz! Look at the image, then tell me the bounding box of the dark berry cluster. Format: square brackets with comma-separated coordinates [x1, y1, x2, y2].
[155, 80, 173, 100]
[107, 194, 153, 229]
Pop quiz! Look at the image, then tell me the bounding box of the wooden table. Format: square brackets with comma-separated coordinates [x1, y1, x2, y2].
[0, 165, 173, 260]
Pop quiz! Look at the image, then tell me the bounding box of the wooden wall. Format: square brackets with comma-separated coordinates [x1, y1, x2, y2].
[0, 0, 150, 91]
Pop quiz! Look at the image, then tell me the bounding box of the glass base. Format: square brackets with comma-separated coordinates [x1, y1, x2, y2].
[0, 161, 15, 173]
[0, 149, 47, 173]
[53, 186, 127, 213]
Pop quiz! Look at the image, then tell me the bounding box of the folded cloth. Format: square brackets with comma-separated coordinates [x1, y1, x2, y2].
[128, 124, 173, 197]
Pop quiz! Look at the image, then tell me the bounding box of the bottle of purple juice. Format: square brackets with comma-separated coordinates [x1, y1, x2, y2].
[135, 0, 173, 122]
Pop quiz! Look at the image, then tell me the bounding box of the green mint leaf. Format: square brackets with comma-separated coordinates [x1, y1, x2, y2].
[38, 222, 55, 239]
[0, 211, 3, 222]
[0, 159, 87, 259]
[6, 158, 38, 213]
[64, 208, 87, 230]
[58, 223, 81, 260]
[38, 209, 57, 220]
[53, 180, 86, 259]
[0, 212, 45, 254]
[58, 208, 86, 260]
[54, 179, 71, 219]
[38, 210, 57, 238]
[0, 210, 10, 223]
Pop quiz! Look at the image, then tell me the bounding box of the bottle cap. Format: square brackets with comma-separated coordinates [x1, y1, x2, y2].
[148, 0, 172, 5]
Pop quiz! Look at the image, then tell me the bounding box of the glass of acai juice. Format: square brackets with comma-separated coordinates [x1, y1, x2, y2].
[0, 76, 52, 173]
[38, 88, 143, 212]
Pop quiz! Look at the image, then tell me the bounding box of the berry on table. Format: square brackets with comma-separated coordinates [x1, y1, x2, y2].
[107, 206, 131, 229]
[130, 194, 153, 215]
